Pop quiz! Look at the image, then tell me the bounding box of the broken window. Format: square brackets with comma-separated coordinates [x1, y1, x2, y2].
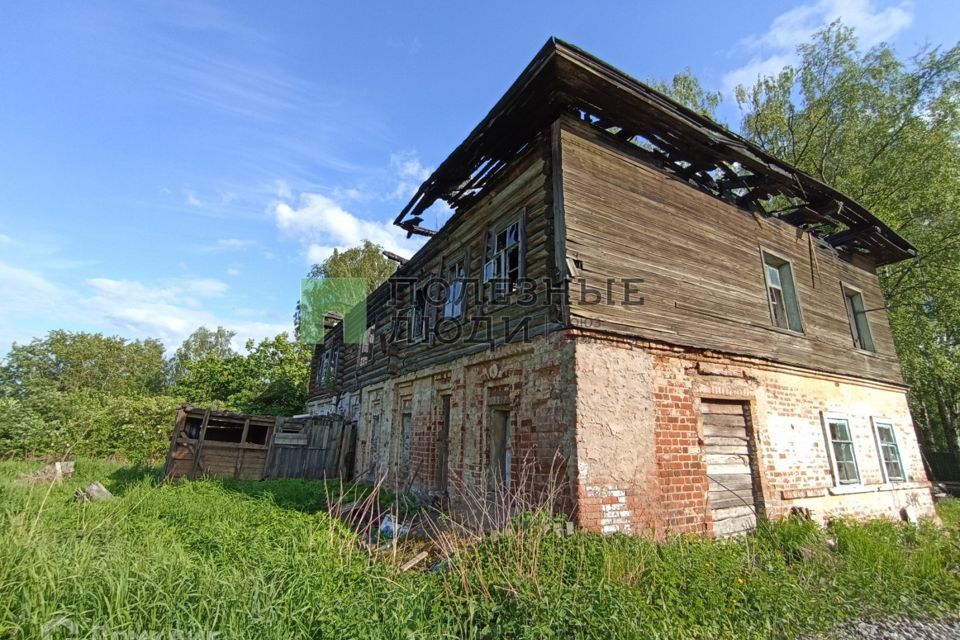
[407, 286, 428, 341]
[444, 257, 466, 318]
[843, 286, 875, 352]
[358, 326, 375, 367]
[317, 347, 339, 389]
[825, 416, 860, 485]
[873, 421, 904, 483]
[483, 216, 524, 300]
[762, 251, 802, 332]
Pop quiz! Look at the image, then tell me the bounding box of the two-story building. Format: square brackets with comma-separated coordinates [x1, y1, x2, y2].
[306, 39, 935, 536]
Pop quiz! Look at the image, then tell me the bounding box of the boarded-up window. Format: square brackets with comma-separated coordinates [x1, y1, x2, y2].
[702, 400, 761, 537]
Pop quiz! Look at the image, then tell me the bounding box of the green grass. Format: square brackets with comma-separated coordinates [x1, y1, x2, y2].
[1, 459, 958, 639]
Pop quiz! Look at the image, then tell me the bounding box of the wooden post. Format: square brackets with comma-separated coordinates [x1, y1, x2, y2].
[235, 417, 251, 477]
[163, 407, 186, 480]
[190, 410, 211, 479]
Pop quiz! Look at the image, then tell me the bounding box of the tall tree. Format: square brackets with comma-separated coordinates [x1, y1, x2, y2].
[169, 326, 237, 382]
[295, 240, 397, 339]
[308, 240, 397, 293]
[731, 24, 960, 459]
[172, 333, 311, 415]
[649, 68, 724, 120]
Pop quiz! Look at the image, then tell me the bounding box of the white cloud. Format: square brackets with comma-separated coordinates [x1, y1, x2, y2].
[0, 233, 12, 247]
[0, 260, 63, 315]
[723, 0, 913, 92]
[226, 267, 241, 276]
[0, 258, 285, 356]
[184, 278, 229, 296]
[390, 151, 433, 200]
[185, 189, 204, 208]
[274, 191, 424, 264]
[215, 238, 254, 250]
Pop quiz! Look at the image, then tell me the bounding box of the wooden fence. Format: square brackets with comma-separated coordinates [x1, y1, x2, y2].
[265, 415, 355, 479]
[163, 405, 355, 482]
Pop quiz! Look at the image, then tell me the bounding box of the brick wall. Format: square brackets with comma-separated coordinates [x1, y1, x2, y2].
[572, 331, 935, 536]
[344, 328, 934, 536]
[353, 332, 578, 520]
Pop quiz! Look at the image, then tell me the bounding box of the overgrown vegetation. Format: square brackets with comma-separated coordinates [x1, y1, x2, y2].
[0, 328, 312, 462]
[1, 458, 958, 639]
[0, 241, 401, 463]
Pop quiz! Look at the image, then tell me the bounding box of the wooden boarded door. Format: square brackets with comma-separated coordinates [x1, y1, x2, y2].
[488, 408, 512, 526]
[701, 400, 761, 537]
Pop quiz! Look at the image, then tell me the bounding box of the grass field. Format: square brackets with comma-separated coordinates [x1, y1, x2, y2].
[1, 458, 959, 639]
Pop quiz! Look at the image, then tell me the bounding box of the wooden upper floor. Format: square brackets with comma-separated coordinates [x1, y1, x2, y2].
[307, 40, 912, 400]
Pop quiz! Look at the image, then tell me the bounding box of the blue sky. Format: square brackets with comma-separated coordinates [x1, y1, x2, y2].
[0, 0, 956, 356]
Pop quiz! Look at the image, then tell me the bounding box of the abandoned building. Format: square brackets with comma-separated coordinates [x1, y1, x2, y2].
[305, 38, 935, 537]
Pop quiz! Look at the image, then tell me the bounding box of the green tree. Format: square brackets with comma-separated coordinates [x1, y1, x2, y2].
[730, 24, 960, 460]
[307, 240, 397, 292]
[649, 68, 724, 120]
[173, 333, 311, 416]
[169, 326, 237, 382]
[295, 240, 397, 339]
[0, 330, 167, 398]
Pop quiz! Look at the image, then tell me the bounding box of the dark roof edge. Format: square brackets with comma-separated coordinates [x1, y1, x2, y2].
[393, 37, 916, 266]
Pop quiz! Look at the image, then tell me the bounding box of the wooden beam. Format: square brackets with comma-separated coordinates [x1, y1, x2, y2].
[163, 407, 187, 480]
[189, 410, 211, 480]
[826, 224, 878, 247]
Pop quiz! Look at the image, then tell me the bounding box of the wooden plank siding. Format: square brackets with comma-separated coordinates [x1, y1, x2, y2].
[308, 132, 560, 401]
[559, 115, 904, 386]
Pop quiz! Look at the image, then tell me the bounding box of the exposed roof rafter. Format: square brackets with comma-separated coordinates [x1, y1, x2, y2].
[392, 38, 916, 266]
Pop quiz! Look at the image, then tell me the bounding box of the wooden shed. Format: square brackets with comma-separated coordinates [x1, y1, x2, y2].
[163, 405, 357, 481]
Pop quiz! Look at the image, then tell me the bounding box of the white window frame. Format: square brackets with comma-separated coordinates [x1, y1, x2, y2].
[871, 417, 906, 483]
[841, 283, 876, 352]
[358, 326, 375, 367]
[821, 412, 861, 486]
[760, 248, 804, 333]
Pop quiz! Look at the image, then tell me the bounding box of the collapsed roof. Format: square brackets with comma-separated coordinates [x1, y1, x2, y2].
[393, 38, 915, 266]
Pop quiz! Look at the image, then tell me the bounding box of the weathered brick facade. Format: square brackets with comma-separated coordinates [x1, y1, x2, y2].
[572, 331, 934, 536]
[308, 329, 934, 536]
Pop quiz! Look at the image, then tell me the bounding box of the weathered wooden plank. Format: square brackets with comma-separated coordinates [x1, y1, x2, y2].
[704, 443, 749, 456]
[702, 414, 748, 427]
[703, 425, 749, 439]
[189, 410, 211, 480]
[710, 494, 757, 510]
[702, 404, 748, 417]
[704, 453, 750, 467]
[709, 476, 755, 492]
[706, 462, 752, 476]
[713, 513, 758, 537]
[560, 116, 903, 386]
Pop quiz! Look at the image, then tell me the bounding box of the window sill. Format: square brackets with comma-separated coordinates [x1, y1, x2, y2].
[767, 325, 806, 338]
[828, 481, 926, 496]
